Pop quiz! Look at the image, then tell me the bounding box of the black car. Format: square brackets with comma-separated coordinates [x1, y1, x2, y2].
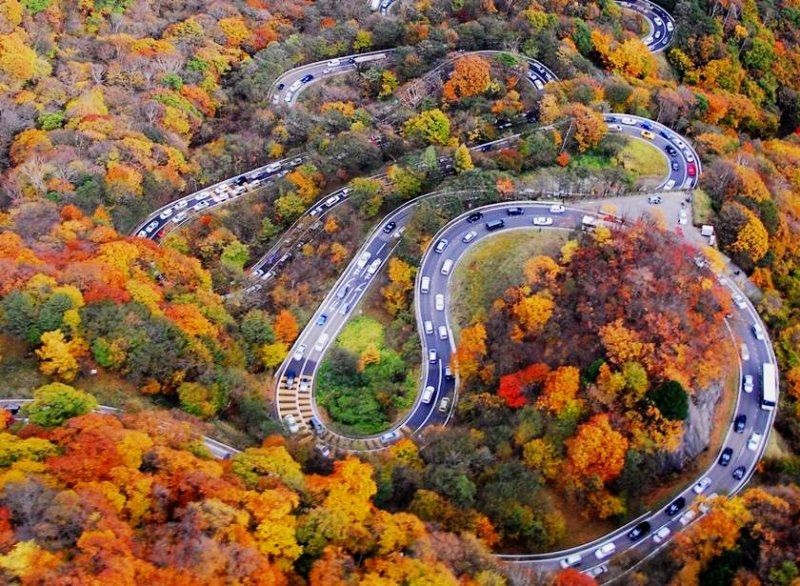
[277, 83, 285, 90]
[733, 465, 746, 480]
[671, 161, 680, 171]
[665, 145, 678, 157]
[497, 120, 512, 129]
[466, 212, 484, 223]
[480, 144, 493, 152]
[734, 414, 747, 433]
[383, 221, 396, 233]
[718, 446, 733, 466]
[666, 496, 686, 516]
[300, 74, 314, 83]
[627, 521, 651, 542]
[506, 207, 524, 216]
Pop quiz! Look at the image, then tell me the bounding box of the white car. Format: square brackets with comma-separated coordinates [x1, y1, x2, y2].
[533, 79, 544, 90]
[213, 186, 227, 195]
[172, 211, 187, 223]
[643, 36, 654, 44]
[196, 191, 211, 200]
[654, 16, 663, 25]
[693, 476, 712, 494]
[137, 230, 148, 238]
[159, 209, 173, 220]
[421, 386, 435, 404]
[559, 554, 582, 569]
[679, 210, 688, 225]
[594, 542, 616, 560]
[193, 200, 209, 211]
[752, 324, 765, 340]
[284, 91, 293, 103]
[621, 117, 637, 125]
[283, 414, 300, 434]
[533, 217, 553, 226]
[667, 21, 674, 31]
[429, 349, 438, 363]
[743, 374, 754, 393]
[145, 221, 159, 233]
[327, 58, 341, 67]
[584, 565, 608, 578]
[435, 294, 445, 311]
[272, 94, 280, 105]
[741, 343, 750, 361]
[549, 204, 565, 213]
[174, 199, 188, 209]
[679, 509, 697, 526]
[356, 251, 372, 271]
[608, 123, 623, 132]
[438, 396, 450, 413]
[292, 343, 307, 362]
[732, 293, 747, 309]
[664, 179, 676, 190]
[366, 258, 382, 277]
[462, 230, 477, 243]
[289, 80, 302, 92]
[747, 431, 762, 451]
[653, 526, 671, 544]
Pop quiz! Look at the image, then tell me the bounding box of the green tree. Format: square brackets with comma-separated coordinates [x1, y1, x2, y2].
[402, 109, 451, 145]
[387, 165, 424, 198]
[241, 310, 276, 346]
[221, 240, 250, 270]
[24, 382, 98, 427]
[647, 380, 689, 420]
[274, 193, 307, 224]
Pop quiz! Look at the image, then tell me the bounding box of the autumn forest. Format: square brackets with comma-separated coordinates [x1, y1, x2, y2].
[1, 0, 800, 583]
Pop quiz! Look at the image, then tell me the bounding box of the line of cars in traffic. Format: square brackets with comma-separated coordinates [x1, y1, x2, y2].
[136, 157, 304, 240]
[605, 115, 698, 190]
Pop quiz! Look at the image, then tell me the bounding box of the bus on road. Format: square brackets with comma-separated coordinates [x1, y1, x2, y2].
[761, 363, 778, 411]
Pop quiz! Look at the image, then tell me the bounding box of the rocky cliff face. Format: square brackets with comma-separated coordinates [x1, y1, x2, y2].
[658, 381, 724, 472]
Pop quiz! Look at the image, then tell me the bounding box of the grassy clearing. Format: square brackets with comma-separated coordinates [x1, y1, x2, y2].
[448, 229, 568, 329]
[616, 139, 668, 177]
[692, 188, 715, 225]
[335, 316, 385, 353]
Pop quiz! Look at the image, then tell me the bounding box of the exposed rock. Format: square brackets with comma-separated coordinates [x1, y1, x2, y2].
[657, 380, 724, 473]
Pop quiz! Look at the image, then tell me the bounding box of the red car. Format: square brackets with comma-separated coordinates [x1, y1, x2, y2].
[687, 162, 697, 177]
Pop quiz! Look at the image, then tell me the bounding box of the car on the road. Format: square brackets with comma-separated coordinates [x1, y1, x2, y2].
[283, 414, 300, 434]
[424, 320, 434, 334]
[314, 333, 329, 352]
[383, 221, 396, 234]
[559, 554, 582, 569]
[292, 344, 307, 362]
[506, 206, 524, 216]
[648, 195, 663, 204]
[159, 209, 173, 220]
[440, 259, 454, 276]
[584, 565, 608, 579]
[687, 162, 697, 176]
[667, 20, 674, 31]
[549, 204, 566, 214]
[679, 509, 697, 526]
[653, 526, 671, 544]
[137, 230, 148, 238]
[480, 144, 493, 152]
[718, 447, 733, 466]
[172, 211, 187, 224]
[339, 301, 352, 315]
[594, 541, 616, 560]
[743, 374, 754, 393]
[671, 161, 680, 171]
[679, 210, 688, 225]
[660, 129, 672, 140]
[429, 349, 438, 363]
[654, 15, 663, 25]
[462, 230, 477, 243]
[684, 150, 695, 162]
[533, 79, 544, 90]
[734, 414, 747, 433]
[747, 431, 762, 451]
[533, 217, 553, 226]
[741, 343, 750, 361]
[435, 294, 445, 311]
[315, 443, 331, 458]
[290, 157, 303, 167]
[438, 325, 448, 340]
[608, 123, 623, 132]
[145, 221, 159, 233]
[434, 239, 448, 253]
[366, 258, 382, 277]
[664, 179, 676, 190]
[337, 284, 350, 299]
[752, 324, 765, 340]
[316, 313, 328, 326]
[666, 496, 686, 516]
[300, 74, 314, 83]
[421, 386, 435, 404]
[284, 91, 294, 103]
[380, 430, 401, 445]
[627, 521, 651, 542]
[174, 199, 188, 209]
[420, 276, 431, 294]
[621, 117, 637, 125]
[733, 465, 746, 480]
[693, 476, 712, 494]
[327, 58, 341, 67]
[665, 145, 678, 157]
[641, 129, 655, 140]
[193, 200, 209, 211]
[356, 251, 372, 271]
[732, 293, 747, 309]
[252, 269, 264, 278]
[466, 211, 483, 223]
[438, 396, 450, 413]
